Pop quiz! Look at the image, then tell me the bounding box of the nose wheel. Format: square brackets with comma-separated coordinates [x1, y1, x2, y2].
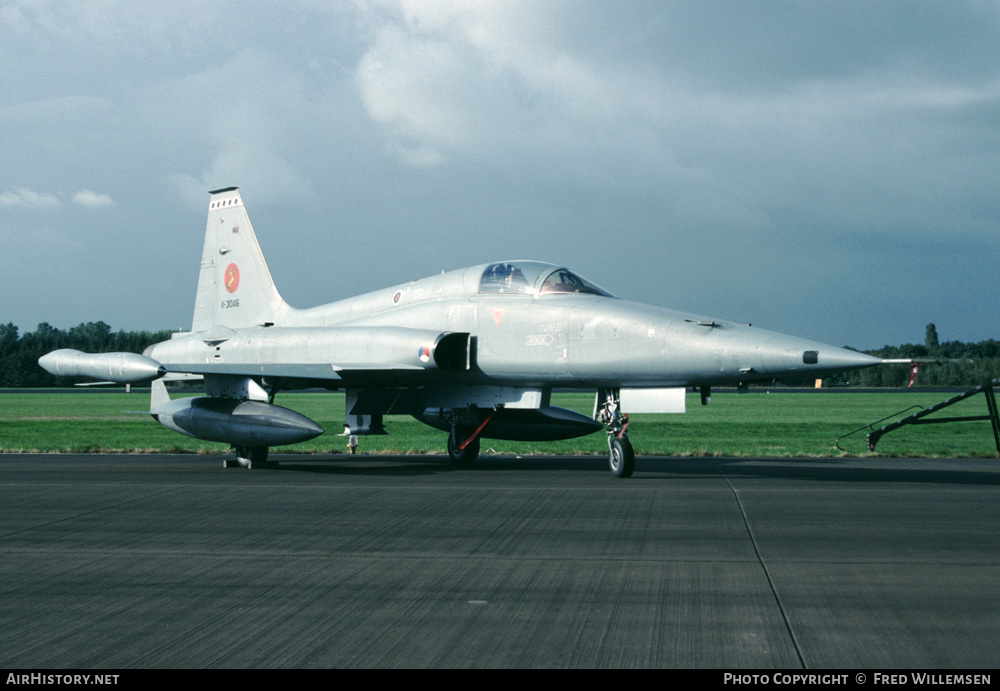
[597, 387, 635, 478]
[608, 435, 635, 478]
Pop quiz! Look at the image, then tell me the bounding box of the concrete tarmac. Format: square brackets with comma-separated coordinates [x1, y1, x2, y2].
[1, 453, 998, 669]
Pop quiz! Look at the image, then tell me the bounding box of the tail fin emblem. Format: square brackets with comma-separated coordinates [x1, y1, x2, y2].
[224, 263, 240, 293]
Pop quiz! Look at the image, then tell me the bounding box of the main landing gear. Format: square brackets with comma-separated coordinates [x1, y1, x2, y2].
[447, 429, 480, 464]
[447, 417, 482, 465]
[224, 445, 270, 469]
[597, 388, 635, 478]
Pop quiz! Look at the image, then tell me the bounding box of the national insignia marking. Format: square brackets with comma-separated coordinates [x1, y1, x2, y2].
[224, 263, 240, 293]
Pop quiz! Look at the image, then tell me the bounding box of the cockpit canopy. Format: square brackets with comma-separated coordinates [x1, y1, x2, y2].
[478, 261, 614, 297]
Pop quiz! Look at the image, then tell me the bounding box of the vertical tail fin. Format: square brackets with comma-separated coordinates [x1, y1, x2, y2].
[191, 187, 287, 331]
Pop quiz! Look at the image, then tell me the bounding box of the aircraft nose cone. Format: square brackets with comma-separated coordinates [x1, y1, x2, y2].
[752, 331, 883, 379]
[810, 347, 882, 370]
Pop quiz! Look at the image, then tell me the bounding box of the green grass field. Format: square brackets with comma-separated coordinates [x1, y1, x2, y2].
[1, 390, 997, 458]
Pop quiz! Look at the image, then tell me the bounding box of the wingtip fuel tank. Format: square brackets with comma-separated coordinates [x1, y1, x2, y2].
[38, 349, 165, 383]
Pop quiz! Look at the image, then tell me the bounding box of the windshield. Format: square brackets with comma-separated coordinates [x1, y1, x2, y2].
[477, 261, 614, 297]
[478, 263, 534, 294]
[539, 268, 613, 296]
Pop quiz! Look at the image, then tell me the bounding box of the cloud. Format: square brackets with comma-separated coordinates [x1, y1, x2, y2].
[168, 143, 313, 210]
[349, 0, 1000, 225]
[0, 187, 116, 210]
[71, 190, 115, 208]
[144, 48, 326, 210]
[353, 3, 573, 165]
[384, 142, 444, 167]
[0, 187, 61, 210]
[350, 2, 694, 186]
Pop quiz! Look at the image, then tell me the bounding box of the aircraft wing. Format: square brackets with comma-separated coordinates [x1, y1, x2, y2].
[160, 361, 429, 385]
[40, 327, 471, 388]
[149, 326, 473, 388]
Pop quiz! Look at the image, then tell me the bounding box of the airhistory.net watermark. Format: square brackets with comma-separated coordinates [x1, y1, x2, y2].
[6, 674, 119, 685]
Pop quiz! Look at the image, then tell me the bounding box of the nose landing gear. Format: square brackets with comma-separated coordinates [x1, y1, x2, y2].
[597, 388, 634, 478]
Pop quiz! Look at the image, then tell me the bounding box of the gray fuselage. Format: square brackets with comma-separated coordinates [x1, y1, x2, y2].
[146, 261, 879, 390]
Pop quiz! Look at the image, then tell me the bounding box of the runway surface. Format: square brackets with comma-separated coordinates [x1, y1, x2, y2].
[1, 453, 998, 668]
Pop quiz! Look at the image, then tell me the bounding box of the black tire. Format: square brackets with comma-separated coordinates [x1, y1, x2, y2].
[234, 446, 270, 469]
[448, 430, 480, 464]
[608, 436, 635, 478]
[249, 446, 270, 468]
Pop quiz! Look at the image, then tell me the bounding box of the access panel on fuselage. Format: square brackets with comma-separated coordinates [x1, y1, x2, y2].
[471, 295, 571, 383]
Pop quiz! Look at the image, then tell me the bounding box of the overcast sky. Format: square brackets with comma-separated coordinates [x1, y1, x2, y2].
[2, 0, 997, 349]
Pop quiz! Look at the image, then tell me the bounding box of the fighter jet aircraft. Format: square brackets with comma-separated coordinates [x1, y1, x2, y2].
[40, 187, 884, 477]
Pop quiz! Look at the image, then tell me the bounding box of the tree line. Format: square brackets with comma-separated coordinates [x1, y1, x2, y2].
[824, 341, 1000, 388]
[2, 320, 998, 388]
[804, 323, 1000, 388]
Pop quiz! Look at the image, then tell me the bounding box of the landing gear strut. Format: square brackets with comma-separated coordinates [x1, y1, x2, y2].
[225, 446, 270, 469]
[597, 388, 634, 478]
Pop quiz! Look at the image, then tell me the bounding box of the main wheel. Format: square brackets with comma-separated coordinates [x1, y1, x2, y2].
[249, 446, 269, 468]
[608, 436, 635, 478]
[447, 430, 480, 465]
[234, 446, 270, 469]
